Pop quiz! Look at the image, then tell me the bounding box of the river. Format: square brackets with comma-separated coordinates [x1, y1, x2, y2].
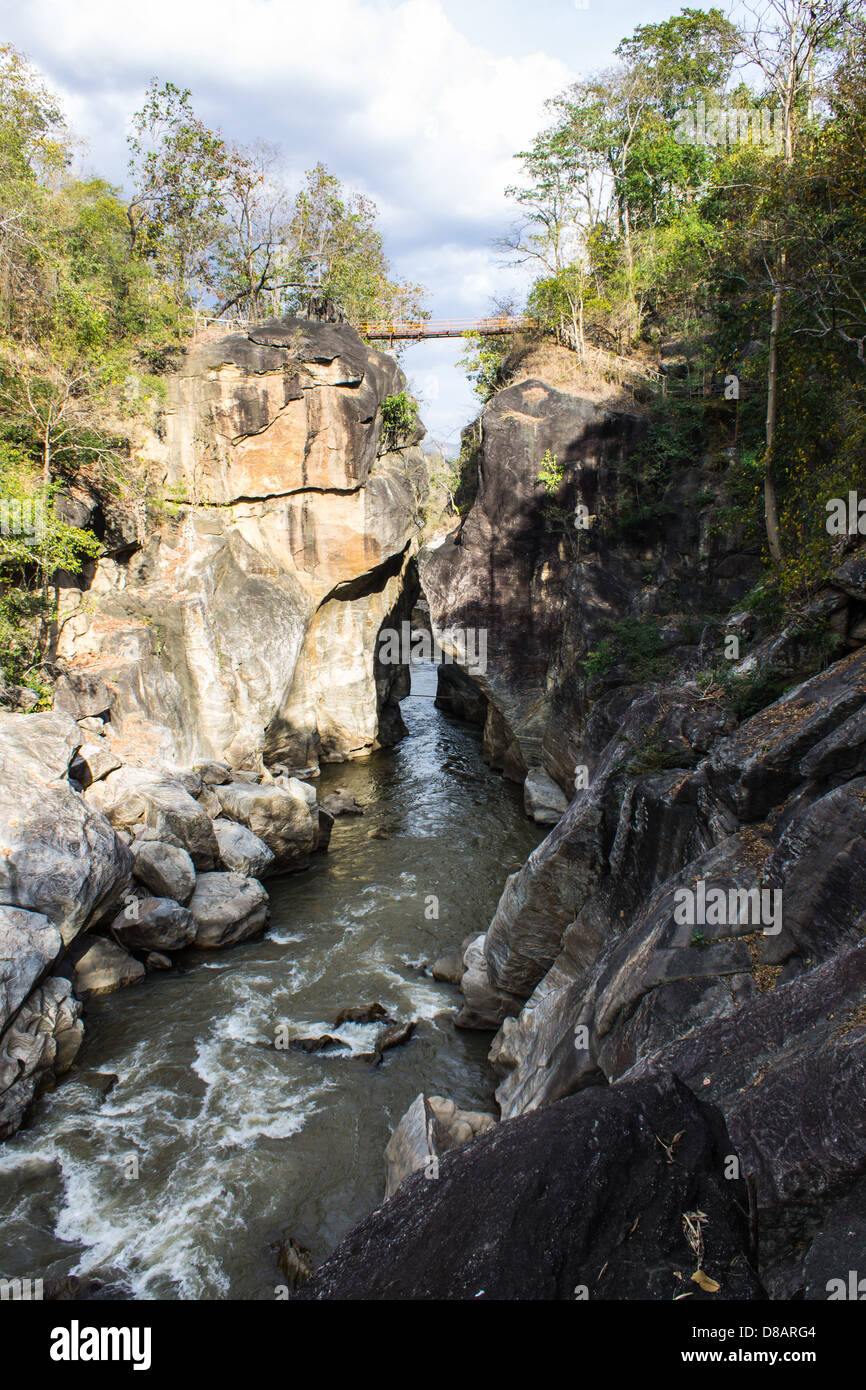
[0, 663, 542, 1298]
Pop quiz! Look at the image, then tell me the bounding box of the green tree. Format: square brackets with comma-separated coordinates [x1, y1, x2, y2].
[127, 80, 232, 313]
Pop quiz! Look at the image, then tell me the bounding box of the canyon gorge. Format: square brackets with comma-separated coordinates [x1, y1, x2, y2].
[1, 315, 864, 1302]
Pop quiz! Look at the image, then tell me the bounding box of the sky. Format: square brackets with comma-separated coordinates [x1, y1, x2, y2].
[1, 0, 690, 449]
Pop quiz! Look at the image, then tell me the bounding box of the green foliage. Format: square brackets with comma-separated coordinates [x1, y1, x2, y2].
[380, 391, 418, 450]
[582, 617, 669, 685]
[286, 162, 427, 327]
[458, 331, 511, 402]
[0, 441, 101, 685]
[537, 449, 563, 493]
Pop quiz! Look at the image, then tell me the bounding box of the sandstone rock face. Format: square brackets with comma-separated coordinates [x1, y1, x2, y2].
[188, 871, 270, 948]
[55, 318, 429, 773]
[298, 1074, 763, 1301]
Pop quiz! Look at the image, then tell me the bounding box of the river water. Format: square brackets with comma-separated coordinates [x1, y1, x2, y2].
[0, 664, 542, 1299]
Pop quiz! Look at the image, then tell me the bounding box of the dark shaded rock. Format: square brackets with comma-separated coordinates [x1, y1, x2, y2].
[333, 1002, 392, 1027]
[295, 1074, 764, 1301]
[623, 940, 866, 1278]
[194, 760, 233, 786]
[276, 1235, 314, 1290]
[375, 1019, 416, 1055]
[434, 664, 487, 725]
[145, 951, 172, 971]
[316, 807, 334, 852]
[290, 1034, 344, 1054]
[111, 895, 195, 953]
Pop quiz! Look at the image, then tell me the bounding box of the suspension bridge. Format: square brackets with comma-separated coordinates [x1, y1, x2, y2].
[191, 312, 537, 342]
[357, 315, 536, 341]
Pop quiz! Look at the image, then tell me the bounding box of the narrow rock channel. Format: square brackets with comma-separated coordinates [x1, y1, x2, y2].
[0, 663, 542, 1298]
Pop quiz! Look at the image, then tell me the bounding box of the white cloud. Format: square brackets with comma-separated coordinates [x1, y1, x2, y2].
[5, 0, 573, 436]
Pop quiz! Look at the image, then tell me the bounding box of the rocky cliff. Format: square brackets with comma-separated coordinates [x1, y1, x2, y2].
[55, 317, 429, 774]
[378, 350, 866, 1299]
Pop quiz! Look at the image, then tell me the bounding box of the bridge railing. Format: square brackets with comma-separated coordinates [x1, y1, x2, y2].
[357, 315, 537, 339]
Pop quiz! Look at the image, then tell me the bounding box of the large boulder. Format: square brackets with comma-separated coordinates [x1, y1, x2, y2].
[384, 1092, 496, 1198]
[110, 896, 195, 953]
[0, 711, 133, 943]
[86, 766, 219, 869]
[296, 1074, 764, 1301]
[212, 818, 275, 878]
[71, 937, 146, 999]
[187, 871, 270, 948]
[214, 782, 317, 870]
[131, 840, 196, 904]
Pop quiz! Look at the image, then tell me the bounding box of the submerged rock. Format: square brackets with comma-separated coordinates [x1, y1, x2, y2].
[320, 789, 364, 817]
[290, 1034, 345, 1054]
[374, 1019, 417, 1055]
[333, 1002, 392, 1026]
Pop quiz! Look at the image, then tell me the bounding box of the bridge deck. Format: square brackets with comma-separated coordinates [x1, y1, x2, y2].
[357, 316, 535, 340]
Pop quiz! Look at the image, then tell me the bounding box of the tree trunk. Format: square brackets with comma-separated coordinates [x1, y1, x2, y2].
[764, 264, 784, 565]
